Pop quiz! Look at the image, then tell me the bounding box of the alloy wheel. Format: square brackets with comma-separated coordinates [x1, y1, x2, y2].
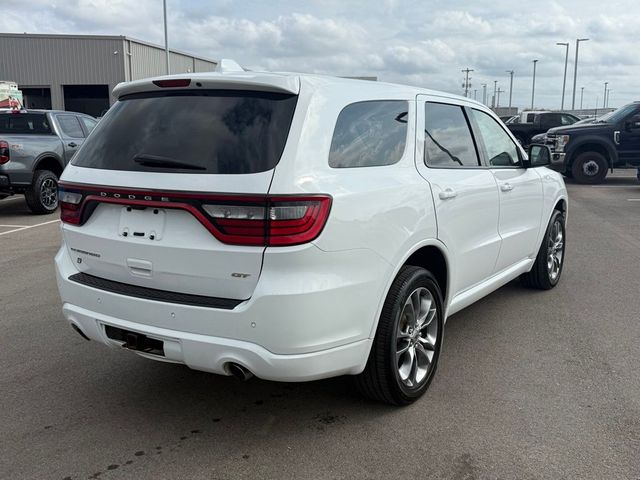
[40, 178, 58, 209]
[395, 287, 438, 388]
[547, 218, 564, 281]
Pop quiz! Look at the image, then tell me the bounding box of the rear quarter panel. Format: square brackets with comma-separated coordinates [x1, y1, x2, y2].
[0, 134, 64, 184]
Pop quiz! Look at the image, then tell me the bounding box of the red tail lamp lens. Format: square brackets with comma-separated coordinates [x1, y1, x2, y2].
[152, 79, 191, 88]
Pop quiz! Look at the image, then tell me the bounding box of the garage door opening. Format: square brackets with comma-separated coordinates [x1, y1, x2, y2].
[21, 87, 52, 109]
[63, 85, 110, 117]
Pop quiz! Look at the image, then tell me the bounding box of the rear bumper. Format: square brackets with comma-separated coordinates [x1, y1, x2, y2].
[55, 242, 390, 381]
[62, 302, 372, 381]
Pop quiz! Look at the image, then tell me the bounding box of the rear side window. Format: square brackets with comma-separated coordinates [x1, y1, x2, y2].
[0, 113, 51, 134]
[424, 103, 479, 168]
[329, 100, 408, 168]
[80, 116, 98, 134]
[57, 115, 85, 138]
[72, 90, 297, 174]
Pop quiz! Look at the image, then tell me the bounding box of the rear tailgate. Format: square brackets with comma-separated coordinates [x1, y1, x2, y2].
[59, 87, 298, 301]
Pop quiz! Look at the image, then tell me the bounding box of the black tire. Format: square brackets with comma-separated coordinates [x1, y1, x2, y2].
[571, 152, 608, 184]
[355, 266, 444, 405]
[563, 169, 574, 179]
[521, 209, 566, 290]
[25, 170, 59, 214]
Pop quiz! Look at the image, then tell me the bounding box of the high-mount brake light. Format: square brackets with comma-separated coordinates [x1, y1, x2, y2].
[57, 183, 332, 247]
[0, 140, 9, 165]
[153, 79, 191, 88]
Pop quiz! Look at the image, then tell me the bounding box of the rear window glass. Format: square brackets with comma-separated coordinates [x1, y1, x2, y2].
[0, 113, 51, 134]
[329, 100, 408, 168]
[72, 90, 297, 174]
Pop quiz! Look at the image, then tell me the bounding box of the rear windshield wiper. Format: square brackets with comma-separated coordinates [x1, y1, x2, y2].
[133, 154, 206, 171]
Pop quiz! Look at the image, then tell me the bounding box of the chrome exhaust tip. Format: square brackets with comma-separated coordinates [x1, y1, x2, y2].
[227, 363, 254, 381]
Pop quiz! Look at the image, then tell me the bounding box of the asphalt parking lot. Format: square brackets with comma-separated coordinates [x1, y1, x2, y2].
[1, 171, 639, 480]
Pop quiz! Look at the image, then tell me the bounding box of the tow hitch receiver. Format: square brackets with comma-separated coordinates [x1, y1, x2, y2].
[104, 325, 165, 356]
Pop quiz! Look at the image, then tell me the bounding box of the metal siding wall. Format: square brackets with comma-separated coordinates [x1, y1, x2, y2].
[194, 58, 216, 73]
[0, 35, 125, 109]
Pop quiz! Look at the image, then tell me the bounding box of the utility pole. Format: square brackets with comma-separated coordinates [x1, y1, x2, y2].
[461, 68, 474, 97]
[473, 89, 478, 101]
[531, 60, 538, 109]
[580, 87, 584, 109]
[603, 82, 608, 109]
[505, 70, 514, 109]
[163, 0, 170, 74]
[606, 89, 611, 108]
[496, 88, 505, 108]
[556, 42, 569, 110]
[571, 38, 589, 109]
[482, 84, 487, 105]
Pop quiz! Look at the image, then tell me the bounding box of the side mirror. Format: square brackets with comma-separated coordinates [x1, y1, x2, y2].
[626, 115, 640, 131]
[526, 144, 551, 167]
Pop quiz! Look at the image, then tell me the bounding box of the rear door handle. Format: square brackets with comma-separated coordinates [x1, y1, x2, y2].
[68, 142, 78, 148]
[500, 183, 514, 192]
[438, 188, 458, 200]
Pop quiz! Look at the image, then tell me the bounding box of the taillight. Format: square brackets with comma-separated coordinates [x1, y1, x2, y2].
[153, 79, 191, 88]
[0, 140, 9, 165]
[59, 187, 84, 224]
[202, 196, 332, 246]
[57, 182, 332, 247]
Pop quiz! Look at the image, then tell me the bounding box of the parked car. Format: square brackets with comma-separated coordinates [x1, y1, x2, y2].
[548, 101, 640, 183]
[55, 66, 568, 405]
[0, 109, 98, 213]
[507, 111, 580, 147]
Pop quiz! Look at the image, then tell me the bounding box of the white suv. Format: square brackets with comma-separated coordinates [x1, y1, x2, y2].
[55, 66, 567, 405]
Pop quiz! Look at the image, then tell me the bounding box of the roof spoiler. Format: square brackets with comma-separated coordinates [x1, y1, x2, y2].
[113, 60, 300, 98]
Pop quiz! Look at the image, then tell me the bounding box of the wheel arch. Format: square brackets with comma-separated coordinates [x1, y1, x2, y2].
[567, 139, 618, 168]
[33, 153, 64, 179]
[368, 239, 451, 339]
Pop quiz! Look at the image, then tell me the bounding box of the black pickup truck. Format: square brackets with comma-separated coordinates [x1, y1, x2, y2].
[506, 112, 580, 147]
[546, 102, 640, 184]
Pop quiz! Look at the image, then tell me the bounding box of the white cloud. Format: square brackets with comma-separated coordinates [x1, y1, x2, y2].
[3, 0, 640, 108]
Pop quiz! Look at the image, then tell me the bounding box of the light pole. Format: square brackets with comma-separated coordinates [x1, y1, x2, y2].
[482, 84, 487, 105]
[556, 42, 569, 110]
[580, 87, 584, 109]
[462, 68, 474, 97]
[603, 82, 608, 108]
[473, 89, 478, 101]
[505, 70, 514, 110]
[163, 0, 170, 74]
[493, 80, 497, 108]
[606, 89, 611, 108]
[571, 38, 589, 110]
[531, 60, 538, 109]
[496, 88, 504, 108]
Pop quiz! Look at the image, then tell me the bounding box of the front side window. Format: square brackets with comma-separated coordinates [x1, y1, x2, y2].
[424, 103, 479, 168]
[80, 116, 98, 134]
[470, 109, 520, 167]
[57, 115, 84, 138]
[329, 100, 408, 168]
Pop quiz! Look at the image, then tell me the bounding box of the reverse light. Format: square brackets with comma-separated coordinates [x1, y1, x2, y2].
[0, 140, 9, 165]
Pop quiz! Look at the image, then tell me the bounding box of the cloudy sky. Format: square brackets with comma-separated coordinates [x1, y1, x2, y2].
[6, 0, 640, 109]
